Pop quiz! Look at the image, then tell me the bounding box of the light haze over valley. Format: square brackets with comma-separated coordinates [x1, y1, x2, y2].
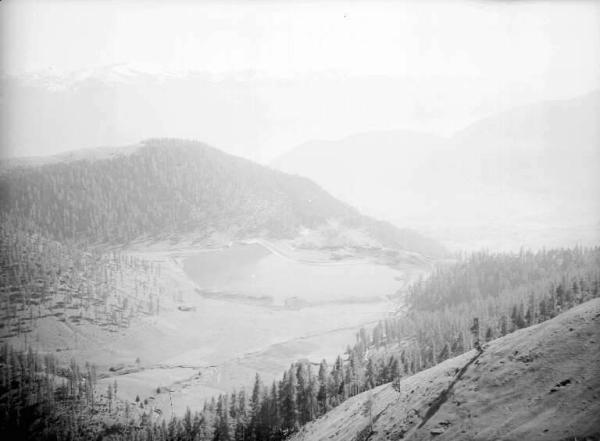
[2, 0, 599, 252]
[0, 1, 599, 440]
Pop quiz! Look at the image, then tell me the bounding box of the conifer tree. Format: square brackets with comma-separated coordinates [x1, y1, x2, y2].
[317, 360, 329, 414]
[281, 365, 298, 434]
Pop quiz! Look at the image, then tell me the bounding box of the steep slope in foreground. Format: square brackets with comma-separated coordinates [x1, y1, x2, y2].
[0, 138, 445, 257]
[290, 299, 600, 441]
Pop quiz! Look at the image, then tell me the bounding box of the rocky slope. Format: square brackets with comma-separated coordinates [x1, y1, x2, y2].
[290, 298, 600, 441]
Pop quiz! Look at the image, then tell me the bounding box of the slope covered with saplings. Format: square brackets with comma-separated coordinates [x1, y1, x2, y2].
[290, 298, 600, 441]
[0, 138, 445, 257]
[0, 220, 164, 339]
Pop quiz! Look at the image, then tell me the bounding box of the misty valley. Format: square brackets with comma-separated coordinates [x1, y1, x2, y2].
[1, 1, 600, 441]
[1, 136, 599, 441]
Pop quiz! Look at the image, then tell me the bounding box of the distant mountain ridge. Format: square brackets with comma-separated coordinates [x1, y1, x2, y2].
[271, 130, 446, 216]
[273, 91, 600, 249]
[0, 138, 446, 257]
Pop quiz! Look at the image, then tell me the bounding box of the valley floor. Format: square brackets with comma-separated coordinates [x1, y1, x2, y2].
[7, 239, 425, 419]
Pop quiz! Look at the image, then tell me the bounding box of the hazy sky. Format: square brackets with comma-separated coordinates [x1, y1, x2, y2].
[1, 0, 599, 160]
[2, 0, 599, 79]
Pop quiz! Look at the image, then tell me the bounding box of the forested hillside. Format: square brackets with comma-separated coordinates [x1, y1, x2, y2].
[1, 246, 597, 441]
[407, 248, 598, 310]
[0, 220, 164, 339]
[358, 248, 600, 379]
[0, 138, 445, 257]
[0, 344, 143, 440]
